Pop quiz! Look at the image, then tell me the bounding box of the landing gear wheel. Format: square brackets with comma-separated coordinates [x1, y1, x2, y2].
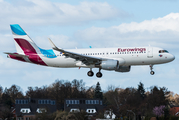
[150, 71, 155, 75]
[87, 71, 94, 77]
[149, 65, 155, 75]
[96, 72, 102, 78]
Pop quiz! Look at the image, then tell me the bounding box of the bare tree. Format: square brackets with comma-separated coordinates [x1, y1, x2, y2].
[8, 85, 24, 103]
[0, 85, 3, 103]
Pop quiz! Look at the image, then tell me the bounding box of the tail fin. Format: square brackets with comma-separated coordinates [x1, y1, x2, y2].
[10, 24, 40, 55]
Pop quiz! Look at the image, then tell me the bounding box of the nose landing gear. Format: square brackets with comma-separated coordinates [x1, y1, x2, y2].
[150, 65, 155, 75]
[150, 71, 155, 75]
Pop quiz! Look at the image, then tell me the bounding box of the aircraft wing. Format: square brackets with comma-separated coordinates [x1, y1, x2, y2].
[48, 39, 103, 65]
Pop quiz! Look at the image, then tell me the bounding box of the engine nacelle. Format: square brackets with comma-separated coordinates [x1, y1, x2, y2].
[100, 60, 118, 70]
[99, 58, 125, 71]
[115, 66, 131, 72]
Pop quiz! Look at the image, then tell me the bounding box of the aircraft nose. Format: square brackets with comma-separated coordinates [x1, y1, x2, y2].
[170, 54, 175, 61]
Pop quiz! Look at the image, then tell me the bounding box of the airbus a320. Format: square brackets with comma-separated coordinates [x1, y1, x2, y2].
[5, 24, 175, 78]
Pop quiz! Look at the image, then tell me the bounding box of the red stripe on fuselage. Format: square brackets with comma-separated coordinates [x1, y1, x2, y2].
[14, 38, 47, 66]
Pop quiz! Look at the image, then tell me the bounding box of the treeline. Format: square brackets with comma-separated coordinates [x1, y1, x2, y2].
[104, 83, 171, 119]
[0, 79, 101, 108]
[0, 79, 101, 119]
[0, 79, 179, 119]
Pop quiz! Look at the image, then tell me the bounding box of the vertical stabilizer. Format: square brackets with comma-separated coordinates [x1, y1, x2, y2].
[10, 24, 40, 55]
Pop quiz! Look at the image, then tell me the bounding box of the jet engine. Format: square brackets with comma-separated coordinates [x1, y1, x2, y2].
[115, 66, 131, 72]
[100, 60, 118, 70]
[97, 58, 125, 71]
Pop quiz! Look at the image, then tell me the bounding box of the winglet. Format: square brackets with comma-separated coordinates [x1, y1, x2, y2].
[48, 38, 57, 49]
[48, 38, 64, 52]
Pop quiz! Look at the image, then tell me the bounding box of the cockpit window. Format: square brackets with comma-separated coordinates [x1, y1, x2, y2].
[159, 50, 169, 53]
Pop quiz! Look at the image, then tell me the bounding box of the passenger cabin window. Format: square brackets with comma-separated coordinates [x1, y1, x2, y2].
[159, 50, 169, 53]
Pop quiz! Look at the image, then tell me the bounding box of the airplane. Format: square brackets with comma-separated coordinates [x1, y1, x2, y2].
[5, 24, 175, 78]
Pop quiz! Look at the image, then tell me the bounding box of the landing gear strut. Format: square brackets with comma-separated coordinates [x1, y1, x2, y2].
[96, 68, 102, 78]
[150, 65, 155, 75]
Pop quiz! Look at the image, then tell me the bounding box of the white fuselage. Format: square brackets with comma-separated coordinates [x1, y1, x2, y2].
[38, 47, 175, 68]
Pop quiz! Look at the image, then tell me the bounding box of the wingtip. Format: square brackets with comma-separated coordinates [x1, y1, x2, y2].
[48, 38, 63, 51]
[48, 38, 56, 49]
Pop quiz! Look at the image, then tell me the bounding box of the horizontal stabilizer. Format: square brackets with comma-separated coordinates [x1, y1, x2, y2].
[4, 52, 28, 58]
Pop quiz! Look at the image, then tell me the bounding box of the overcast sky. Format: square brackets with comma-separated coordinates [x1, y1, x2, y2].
[0, 0, 179, 94]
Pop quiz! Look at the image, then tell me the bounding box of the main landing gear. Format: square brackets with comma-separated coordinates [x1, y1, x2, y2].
[87, 68, 102, 78]
[87, 67, 94, 77]
[96, 68, 102, 78]
[150, 65, 155, 75]
[87, 71, 94, 77]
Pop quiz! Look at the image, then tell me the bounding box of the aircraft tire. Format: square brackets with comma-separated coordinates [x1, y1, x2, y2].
[96, 72, 102, 78]
[150, 71, 155, 75]
[87, 71, 94, 77]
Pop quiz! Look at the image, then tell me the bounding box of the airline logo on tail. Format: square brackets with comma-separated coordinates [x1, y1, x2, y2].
[7, 24, 48, 65]
[10, 24, 27, 35]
